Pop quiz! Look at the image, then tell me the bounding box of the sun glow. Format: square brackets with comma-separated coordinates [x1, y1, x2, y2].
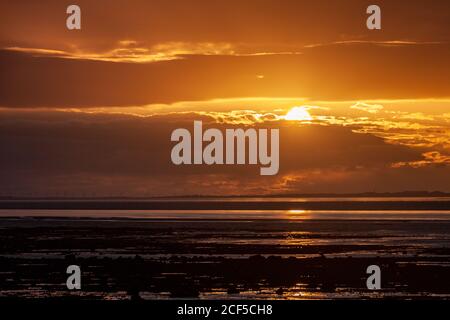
[285, 106, 313, 121]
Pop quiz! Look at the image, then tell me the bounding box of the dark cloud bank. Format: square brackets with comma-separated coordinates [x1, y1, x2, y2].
[1, 111, 448, 196]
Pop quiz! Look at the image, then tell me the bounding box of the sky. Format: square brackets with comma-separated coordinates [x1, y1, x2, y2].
[0, 0, 449, 196]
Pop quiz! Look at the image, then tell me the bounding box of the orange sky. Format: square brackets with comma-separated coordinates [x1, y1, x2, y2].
[0, 0, 449, 196]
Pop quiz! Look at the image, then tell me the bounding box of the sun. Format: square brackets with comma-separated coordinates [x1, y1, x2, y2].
[285, 106, 313, 121]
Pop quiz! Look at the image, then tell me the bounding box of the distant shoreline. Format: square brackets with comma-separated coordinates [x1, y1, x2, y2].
[1, 199, 450, 211]
[0, 191, 449, 201]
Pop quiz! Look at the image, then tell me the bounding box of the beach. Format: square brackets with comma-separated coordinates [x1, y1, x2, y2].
[0, 198, 449, 300]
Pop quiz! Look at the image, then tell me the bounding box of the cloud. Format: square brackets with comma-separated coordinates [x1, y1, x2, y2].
[304, 40, 445, 49]
[4, 41, 237, 63]
[2, 42, 450, 108]
[1, 0, 450, 196]
[392, 151, 450, 168]
[2, 108, 445, 197]
[350, 102, 384, 114]
[1, 0, 449, 56]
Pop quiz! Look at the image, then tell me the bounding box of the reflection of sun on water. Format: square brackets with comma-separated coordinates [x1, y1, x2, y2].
[286, 209, 311, 220]
[288, 210, 306, 214]
[285, 106, 313, 121]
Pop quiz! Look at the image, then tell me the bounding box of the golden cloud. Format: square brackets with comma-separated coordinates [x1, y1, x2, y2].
[350, 102, 384, 114]
[392, 151, 450, 168]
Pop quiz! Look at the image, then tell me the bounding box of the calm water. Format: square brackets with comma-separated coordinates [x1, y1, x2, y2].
[1, 209, 450, 220]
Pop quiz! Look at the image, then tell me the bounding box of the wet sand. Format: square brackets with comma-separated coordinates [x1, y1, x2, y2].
[0, 212, 449, 300]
